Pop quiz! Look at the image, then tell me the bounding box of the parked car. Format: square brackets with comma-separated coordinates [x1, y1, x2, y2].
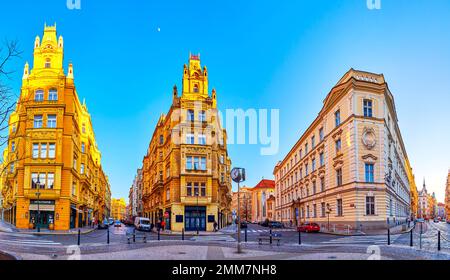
[297, 222, 321, 233]
[108, 218, 114, 225]
[114, 220, 121, 227]
[134, 217, 151, 231]
[433, 218, 439, 223]
[269, 221, 284, 229]
[98, 220, 109, 230]
[240, 222, 248, 229]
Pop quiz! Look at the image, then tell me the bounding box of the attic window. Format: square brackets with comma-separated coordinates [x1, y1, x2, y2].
[45, 59, 51, 68]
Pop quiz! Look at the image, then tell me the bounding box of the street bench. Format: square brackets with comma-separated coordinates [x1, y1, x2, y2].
[258, 233, 282, 246]
[126, 231, 147, 244]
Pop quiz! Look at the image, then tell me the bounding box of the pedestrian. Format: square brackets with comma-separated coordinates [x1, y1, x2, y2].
[92, 217, 96, 228]
[213, 221, 218, 232]
[161, 219, 166, 231]
[289, 220, 293, 228]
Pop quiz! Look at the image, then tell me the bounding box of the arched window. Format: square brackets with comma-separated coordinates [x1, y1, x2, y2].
[45, 58, 51, 68]
[193, 84, 199, 93]
[34, 89, 44, 101]
[49, 89, 58, 101]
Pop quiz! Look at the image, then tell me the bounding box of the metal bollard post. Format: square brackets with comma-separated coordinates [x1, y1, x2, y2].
[269, 229, 273, 245]
[438, 231, 441, 251]
[107, 228, 110, 244]
[387, 228, 390, 245]
[133, 228, 136, 243]
[298, 230, 302, 245]
[158, 228, 161, 241]
[410, 228, 413, 247]
[245, 228, 247, 243]
[182, 228, 185, 241]
[77, 229, 81, 246]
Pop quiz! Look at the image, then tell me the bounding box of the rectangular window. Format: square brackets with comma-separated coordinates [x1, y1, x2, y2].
[186, 156, 193, 170]
[39, 173, 46, 188]
[72, 183, 76, 196]
[47, 173, 54, 189]
[194, 182, 199, 196]
[34, 115, 43, 128]
[48, 143, 55, 158]
[306, 206, 310, 218]
[186, 134, 195, 144]
[319, 128, 324, 141]
[187, 110, 194, 121]
[366, 196, 375, 215]
[47, 115, 57, 128]
[305, 143, 309, 154]
[365, 163, 375, 183]
[312, 182, 316, 194]
[187, 183, 192, 196]
[48, 89, 58, 101]
[11, 141, 15, 152]
[40, 143, 48, 158]
[337, 199, 343, 216]
[311, 136, 315, 148]
[320, 178, 325, 192]
[32, 143, 39, 159]
[336, 168, 343, 186]
[193, 157, 200, 170]
[313, 204, 317, 218]
[200, 157, 207, 170]
[312, 158, 316, 172]
[80, 163, 85, 174]
[159, 135, 164, 145]
[363, 99, 373, 117]
[198, 134, 206, 145]
[335, 139, 342, 154]
[319, 152, 324, 166]
[321, 202, 326, 217]
[199, 110, 206, 122]
[35, 90, 44, 101]
[166, 189, 170, 201]
[201, 182, 206, 196]
[335, 110, 341, 127]
[81, 142, 85, 153]
[305, 163, 309, 176]
[31, 173, 38, 188]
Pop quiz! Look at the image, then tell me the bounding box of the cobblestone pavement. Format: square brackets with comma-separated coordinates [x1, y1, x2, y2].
[1, 222, 449, 260]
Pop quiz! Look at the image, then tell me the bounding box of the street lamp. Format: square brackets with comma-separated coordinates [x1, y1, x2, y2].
[231, 167, 246, 254]
[195, 189, 199, 235]
[35, 177, 41, 233]
[326, 203, 332, 232]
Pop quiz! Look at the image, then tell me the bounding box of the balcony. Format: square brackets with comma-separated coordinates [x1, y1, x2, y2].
[25, 188, 61, 199]
[152, 179, 164, 189]
[181, 196, 212, 204]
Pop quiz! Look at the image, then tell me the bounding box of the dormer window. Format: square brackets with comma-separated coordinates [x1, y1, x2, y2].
[45, 58, 51, 68]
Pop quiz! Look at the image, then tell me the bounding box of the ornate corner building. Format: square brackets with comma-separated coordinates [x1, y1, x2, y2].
[0, 25, 110, 230]
[273, 69, 414, 230]
[140, 54, 232, 232]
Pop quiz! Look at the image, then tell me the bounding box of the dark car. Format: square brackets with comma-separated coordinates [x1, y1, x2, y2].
[297, 222, 320, 233]
[269, 221, 284, 229]
[114, 220, 121, 227]
[98, 220, 109, 230]
[240, 222, 248, 229]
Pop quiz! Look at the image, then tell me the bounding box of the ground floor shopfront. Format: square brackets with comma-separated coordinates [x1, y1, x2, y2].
[7, 197, 102, 231]
[144, 203, 230, 232]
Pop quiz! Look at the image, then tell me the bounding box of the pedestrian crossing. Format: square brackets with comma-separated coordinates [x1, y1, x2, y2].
[320, 235, 399, 245]
[0, 232, 63, 248]
[240, 229, 294, 234]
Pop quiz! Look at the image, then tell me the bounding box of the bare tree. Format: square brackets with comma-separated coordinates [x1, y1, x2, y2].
[0, 40, 23, 177]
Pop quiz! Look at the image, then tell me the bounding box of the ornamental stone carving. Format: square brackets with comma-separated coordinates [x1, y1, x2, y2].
[362, 127, 376, 150]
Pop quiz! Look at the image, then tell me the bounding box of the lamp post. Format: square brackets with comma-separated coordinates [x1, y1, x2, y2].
[326, 203, 332, 232]
[195, 189, 200, 235]
[35, 177, 41, 233]
[231, 167, 246, 254]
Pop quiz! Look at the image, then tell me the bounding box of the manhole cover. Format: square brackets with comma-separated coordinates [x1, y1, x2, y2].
[178, 252, 186, 255]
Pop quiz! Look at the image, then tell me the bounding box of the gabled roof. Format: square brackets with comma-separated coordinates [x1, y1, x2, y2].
[252, 179, 275, 190]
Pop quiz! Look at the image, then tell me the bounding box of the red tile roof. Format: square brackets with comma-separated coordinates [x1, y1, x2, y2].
[252, 179, 275, 190]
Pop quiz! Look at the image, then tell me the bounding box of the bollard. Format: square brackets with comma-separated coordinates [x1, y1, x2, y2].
[245, 227, 247, 243]
[77, 229, 81, 246]
[182, 228, 185, 241]
[269, 229, 273, 245]
[298, 230, 302, 245]
[158, 228, 161, 241]
[133, 228, 136, 243]
[410, 228, 413, 247]
[107, 228, 110, 244]
[438, 231, 441, 251]
[387, 228, 391, 245]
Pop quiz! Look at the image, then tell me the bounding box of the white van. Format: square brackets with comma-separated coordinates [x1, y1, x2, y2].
[134, 217, 151, 231]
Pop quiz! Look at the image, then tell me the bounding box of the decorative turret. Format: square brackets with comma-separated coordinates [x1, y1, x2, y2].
[34, 36, 40, 49]
[22, 62, 29, 80]
[67, 63, 74, 80]
[212, 88, 217, 108]
[181, 53, 209, 100]
[31, 23, 64, 74]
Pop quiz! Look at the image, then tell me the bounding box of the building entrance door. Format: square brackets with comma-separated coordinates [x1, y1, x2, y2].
[29, 210, 54, 229]
[185, 206, 206, 231]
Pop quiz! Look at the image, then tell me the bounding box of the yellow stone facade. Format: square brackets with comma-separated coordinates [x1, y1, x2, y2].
[0, 24, 110, 230]
[446, 171, 450, 221]
[111, 198, 126, 221]
[274, 69, 414, 231]
[405, 159, 418, 219]
[140, 55, 232, 232]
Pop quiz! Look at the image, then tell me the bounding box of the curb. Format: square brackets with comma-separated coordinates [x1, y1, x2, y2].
[0, 227, 96, 236]
[0, 250, 21, 260]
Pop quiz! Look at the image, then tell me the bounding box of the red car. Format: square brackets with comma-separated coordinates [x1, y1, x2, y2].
[297, 222, 320, 233]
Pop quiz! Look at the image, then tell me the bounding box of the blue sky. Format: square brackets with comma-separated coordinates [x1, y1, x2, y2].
[1, 0, 449, 202]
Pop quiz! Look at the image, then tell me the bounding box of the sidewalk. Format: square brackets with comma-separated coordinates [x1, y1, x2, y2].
[319, 223, 414, 236]
[157, 229, 228, 236]
[0, 220, 95, 235]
